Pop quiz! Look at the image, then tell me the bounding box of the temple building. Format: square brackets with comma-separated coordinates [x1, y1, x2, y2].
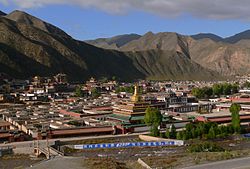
[108, 84, 167, 134]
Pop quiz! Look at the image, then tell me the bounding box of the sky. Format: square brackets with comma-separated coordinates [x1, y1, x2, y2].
[1, 0, 250, 40]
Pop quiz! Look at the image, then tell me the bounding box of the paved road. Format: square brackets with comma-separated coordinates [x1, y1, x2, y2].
[183, 156, 250, 169]
[0, 132, 149, 148]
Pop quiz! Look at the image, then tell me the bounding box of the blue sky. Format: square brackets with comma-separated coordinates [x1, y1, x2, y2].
[1, 0, 250, 40]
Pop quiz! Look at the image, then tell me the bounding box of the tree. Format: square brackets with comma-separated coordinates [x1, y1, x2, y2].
[151, 125, 160, 137]
[191, 88, 204, 99]
[182, 131, 188, 140]
[191, 128, 197, 139]
[75, 85, 83, 97]
[195, 127, 201, 138]
[144, 107, 163, 136]
[170, 124, 177, 139]
[203, 87, 213, 98]
[226, 125, 234, 134]
[192, 87, 213, 99]
[91, 88, 101, 98]
[229, 103, 241, 133]
[212, 84, 223, 96]
[231, 84, 239, 94]
[223, 83, 232, 95]
[99, 76, 108, 83]
[115, 86, 134, 94]
[144, 107, 162, 126]
[208, 126, 216, 139]
[176, 131, 183, 140]
[165, 128, 170, 138]
[243, 81, 250, 88]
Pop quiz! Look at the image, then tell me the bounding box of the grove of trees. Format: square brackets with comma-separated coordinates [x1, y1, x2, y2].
[173, 122, 237, 140]
[115, 85, 143, 94]
[192, 83, 239, 99]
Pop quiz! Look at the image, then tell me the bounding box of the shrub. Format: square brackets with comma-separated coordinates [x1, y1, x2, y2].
[188, 142, 225, 153]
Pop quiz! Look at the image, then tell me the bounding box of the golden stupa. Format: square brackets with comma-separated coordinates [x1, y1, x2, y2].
[131, 84, 141, 102]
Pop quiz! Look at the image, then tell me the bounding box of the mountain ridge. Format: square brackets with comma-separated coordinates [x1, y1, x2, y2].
[0, 10, 226, 81]
[191, 33, 223, 42]
[4, 10, 70, 38]
[0, 11, 6, 16]
[88, 30, 250, 77]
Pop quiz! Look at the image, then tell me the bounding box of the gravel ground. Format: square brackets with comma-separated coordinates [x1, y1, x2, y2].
[28, 157, 87, 169]
[0, 155, 42, 169]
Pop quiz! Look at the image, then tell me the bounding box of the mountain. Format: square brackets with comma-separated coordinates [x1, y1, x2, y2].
[86, 34, 141, 49]
[0, 10, 219, 81]
[0, 11, 6, 16]
[5, 10, 69, 37]
[189, 38, 250, 76]
[89, 30, 250, 77]
[191, 33, 223, 42]
[224, 30, 250, 43]
[0, 11, 143, 81]
[120, 32, 191, 58]
[125, 49, 218, 80]
[191, 31, 250, 44]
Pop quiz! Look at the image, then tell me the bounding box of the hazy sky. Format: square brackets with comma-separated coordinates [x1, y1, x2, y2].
[1, 0, 250, 40]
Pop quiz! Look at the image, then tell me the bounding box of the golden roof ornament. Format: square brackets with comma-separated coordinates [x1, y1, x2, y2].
[131, 84, 141, 102]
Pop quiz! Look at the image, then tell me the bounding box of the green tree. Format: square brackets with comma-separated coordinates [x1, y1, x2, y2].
[182, 131, 188, 140]
[195, 127, 201, 138]
[75, 85, 83, 97]
[208, 126, 216, 139]
[213, 84, 223, 96]
[203, 87, 213, 98]
[91, 88, 101, 98]
[151, 125, 160, 137]
[227, 125, 234, 134]
[176, 131, 183, 140]
[185, 130, 192, 140]
[231, 84, 239, 94]
[170, 124, 177, 139]
[191, 128, 197, 139]
[192, 88, 204, 99]
[223, 83, 232, 95]
[99, 76, 108, 83]
[229, 103, 241, 133]
[243, 81, 250, 88]
[165, 128, 170, 138]
[144, 107, 163, 136]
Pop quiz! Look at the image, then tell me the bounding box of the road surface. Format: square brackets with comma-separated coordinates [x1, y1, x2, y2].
[183, 156, 250, 169]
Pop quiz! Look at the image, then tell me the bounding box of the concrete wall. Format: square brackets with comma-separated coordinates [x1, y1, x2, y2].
[139, 135, 166, 141]
[139, 135, 184, 146]
[137, 158, 152, 169]
[0, 148, 13, 157]
[134, 126, 150, 132]
[13, 147, 34, 155]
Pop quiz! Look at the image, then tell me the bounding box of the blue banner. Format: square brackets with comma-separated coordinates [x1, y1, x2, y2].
[243, 133, 250, 138]
[74, 141, 183, 149]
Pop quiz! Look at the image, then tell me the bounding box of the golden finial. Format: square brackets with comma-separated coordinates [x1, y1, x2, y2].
[131, 83, 141, 102]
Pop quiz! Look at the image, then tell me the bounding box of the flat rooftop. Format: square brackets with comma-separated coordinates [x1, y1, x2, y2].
[186, 110, 250, 118]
